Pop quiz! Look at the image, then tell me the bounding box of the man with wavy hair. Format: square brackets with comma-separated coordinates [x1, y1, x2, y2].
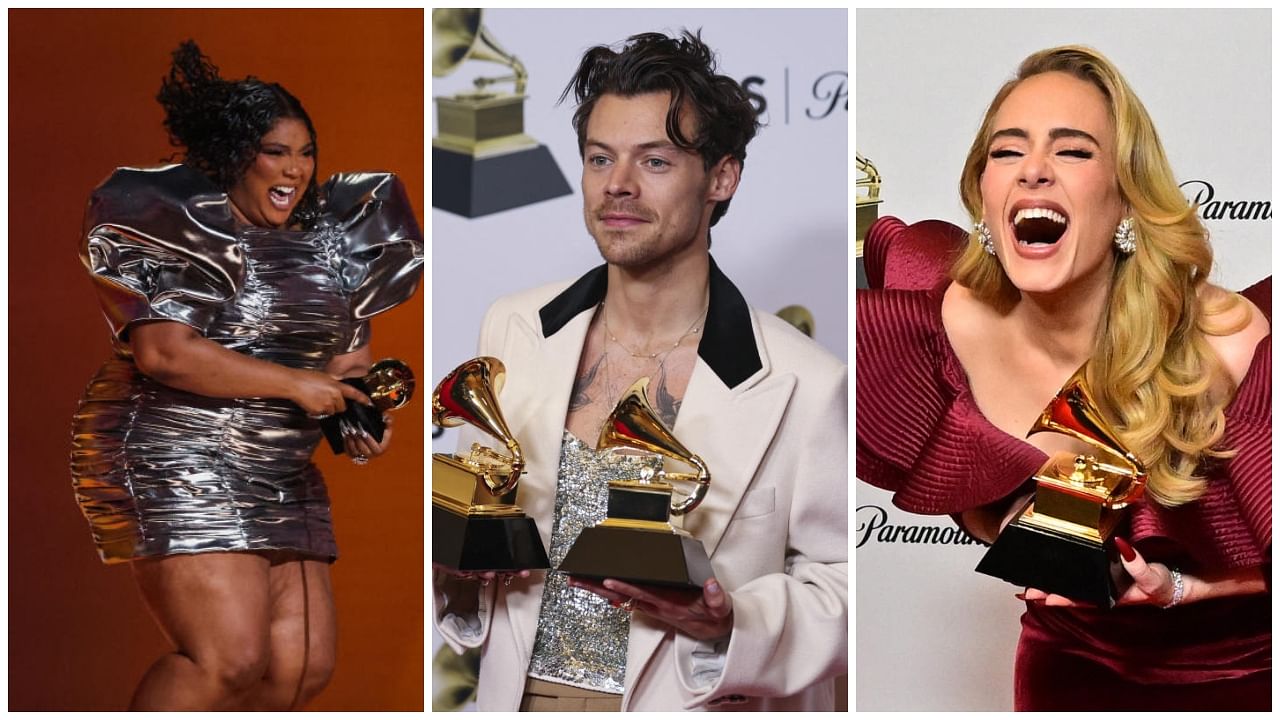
[433, 30, 847, 711]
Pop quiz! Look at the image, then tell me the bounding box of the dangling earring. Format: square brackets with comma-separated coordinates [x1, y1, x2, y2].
[1113, 217, 1136, 254]
[975, 221, 995, 256]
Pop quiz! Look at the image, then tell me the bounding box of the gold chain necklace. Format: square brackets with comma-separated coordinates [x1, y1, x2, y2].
[600, 297, 708, 360]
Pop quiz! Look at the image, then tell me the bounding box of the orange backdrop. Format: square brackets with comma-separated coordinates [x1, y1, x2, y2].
[8, 9, 424, 711]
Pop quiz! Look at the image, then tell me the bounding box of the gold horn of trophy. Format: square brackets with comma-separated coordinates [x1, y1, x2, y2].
[855, 152, 881, 290]
[431, 357, 550, 571]
[975, 367, 1147, 607]
[558, 378, 714, 590]
[320, 358, 414, 454]
[431, 8, 571, 218]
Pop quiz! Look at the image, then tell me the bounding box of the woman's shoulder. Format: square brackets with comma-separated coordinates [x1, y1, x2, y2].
[1199, 283, 1270, 389]
[939, 281, 1005, 353]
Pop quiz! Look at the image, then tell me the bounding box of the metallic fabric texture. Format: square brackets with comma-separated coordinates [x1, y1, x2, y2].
[71, 164, 423, 564]
[526, 431, 662, 694]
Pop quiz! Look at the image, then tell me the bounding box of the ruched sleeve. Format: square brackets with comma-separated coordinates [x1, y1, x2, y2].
[855, 287, 1047, 515]
[1220, 338, 1273, 558]
[319, 172, 424, 351]
[80, 165, 243, 340]
[1128, 337, 1272, 570]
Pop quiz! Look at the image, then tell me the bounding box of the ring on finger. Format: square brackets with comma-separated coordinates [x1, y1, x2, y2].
[352, 454, 369, 465]
[621, 599, 635, 612]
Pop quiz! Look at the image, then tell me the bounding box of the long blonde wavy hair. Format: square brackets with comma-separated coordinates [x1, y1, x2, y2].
[952, 45, 1246, 507]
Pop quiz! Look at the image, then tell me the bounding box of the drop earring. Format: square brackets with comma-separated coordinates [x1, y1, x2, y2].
[1113, 217, 1136, 254]
[975, 221, 995, 256]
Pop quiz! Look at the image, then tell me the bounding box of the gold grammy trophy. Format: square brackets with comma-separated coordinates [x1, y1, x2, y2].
[855, 152, 882, 290]
[559, 378, 714, 590]
[432, 8, 571, 217]
[319, 358, 414, 454]
[432, 357, 550, 571]
[975, 368, 1148, 607]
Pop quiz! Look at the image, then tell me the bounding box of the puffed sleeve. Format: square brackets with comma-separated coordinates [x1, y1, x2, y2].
[854, 287, 1046, 514]
[1179, 338, 1272, 567]
[1222, 339, 1272, 557]
[80, 165, 243, 340]
[320, 172, 424, 351]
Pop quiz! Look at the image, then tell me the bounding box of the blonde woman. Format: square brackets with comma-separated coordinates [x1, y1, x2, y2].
[857, 46, 1269, 710]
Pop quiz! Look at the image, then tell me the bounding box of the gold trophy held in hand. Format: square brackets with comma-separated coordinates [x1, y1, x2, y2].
[320, 358, 414, 454]
[975, 367, 1147, 607]
[559, 377, 714, 590]
[432, 357, 550, 571]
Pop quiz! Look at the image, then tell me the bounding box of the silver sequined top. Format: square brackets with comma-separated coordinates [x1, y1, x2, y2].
[526, 430, 664, 694]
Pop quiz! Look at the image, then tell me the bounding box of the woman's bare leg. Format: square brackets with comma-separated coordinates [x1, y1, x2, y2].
[244, 559, 337, 710]
[128, 552, 272, 710]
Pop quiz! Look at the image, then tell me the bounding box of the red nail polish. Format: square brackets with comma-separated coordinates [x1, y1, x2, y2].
[1114, 537, 1136, 562]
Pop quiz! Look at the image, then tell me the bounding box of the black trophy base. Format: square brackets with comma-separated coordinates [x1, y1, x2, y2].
[975, 516, 1130, 607]
[432, 145, 572, 218]
[319, 378, 384, 455]
[559, 525, 713, 591]
[433, 505, 550, 572]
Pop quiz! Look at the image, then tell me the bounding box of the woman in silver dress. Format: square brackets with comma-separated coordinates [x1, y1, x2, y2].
[70, 41, 422, 710]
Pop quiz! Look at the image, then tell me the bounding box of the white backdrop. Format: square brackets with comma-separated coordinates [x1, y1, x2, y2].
[430, 8, 848, 709]
[855, 8, 1271, 711]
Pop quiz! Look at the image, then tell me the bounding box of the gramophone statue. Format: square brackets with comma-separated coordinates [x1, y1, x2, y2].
[559, 378, 714, 589]
[855, 152, 882, 256]
[432, 357, 550, 571]
[320, 358, 414, 454]
[975, 367, 1148, 607]
[432, 8, 571, 217]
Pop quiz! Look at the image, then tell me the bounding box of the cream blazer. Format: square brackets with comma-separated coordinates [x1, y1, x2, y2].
[434, 260, 848, 711]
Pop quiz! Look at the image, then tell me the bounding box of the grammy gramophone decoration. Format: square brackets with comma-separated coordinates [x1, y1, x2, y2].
[559, 378, 714, 590]
[855, 152, 882, 258]
[431, 8, 571, 217]
[975, 368, 1148, 607]
[855, 152, 882, 290]
[321, 359, 414, 454]
[432, 357, 550, 571]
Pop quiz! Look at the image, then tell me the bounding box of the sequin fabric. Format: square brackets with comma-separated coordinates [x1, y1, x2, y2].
[70, 165, 422, 564]
[526, 430, 663, 694]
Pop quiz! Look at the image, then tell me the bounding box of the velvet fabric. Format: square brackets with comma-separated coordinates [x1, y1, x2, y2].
[856, 216, 1272, 711]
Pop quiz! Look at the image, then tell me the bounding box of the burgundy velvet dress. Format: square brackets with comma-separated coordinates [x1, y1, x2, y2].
[855, 218, 1271, 711]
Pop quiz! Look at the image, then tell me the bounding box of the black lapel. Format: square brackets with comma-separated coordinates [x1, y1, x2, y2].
[537, 256, 762, 390]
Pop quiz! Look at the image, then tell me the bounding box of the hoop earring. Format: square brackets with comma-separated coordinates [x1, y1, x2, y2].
[975, 221, 995, 256]
[1113, 217, 1136, 254]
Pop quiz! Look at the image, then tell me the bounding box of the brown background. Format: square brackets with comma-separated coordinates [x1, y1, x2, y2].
[9, 9, 424, 711]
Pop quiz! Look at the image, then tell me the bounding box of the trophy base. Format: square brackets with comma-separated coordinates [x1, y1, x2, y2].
[558, 525, 713, 590]
[975, 506, 1130, 607]
[320, 377, 384, 455]
[433, 504, 550, 572]
[432, 144, 571, 218]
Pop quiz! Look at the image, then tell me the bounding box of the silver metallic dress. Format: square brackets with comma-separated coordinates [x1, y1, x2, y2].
[70, 164, 423, 564]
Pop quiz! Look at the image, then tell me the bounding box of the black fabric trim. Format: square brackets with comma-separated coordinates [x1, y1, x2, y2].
[537, 256, 762, 389]
[538, 264, 608, 337]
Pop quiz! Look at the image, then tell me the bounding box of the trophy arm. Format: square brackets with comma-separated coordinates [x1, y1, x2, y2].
[668, 454, 711, 517]
[485, 439, 524, 495]
[1106, 473, 1148, 509]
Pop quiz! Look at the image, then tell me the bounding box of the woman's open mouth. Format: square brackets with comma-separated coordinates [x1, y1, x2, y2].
[268, 185, 297, 211]
[1011, 207, 1068, 246]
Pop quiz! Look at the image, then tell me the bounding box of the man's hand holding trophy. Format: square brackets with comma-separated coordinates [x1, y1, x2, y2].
[431, 360, 715, 596]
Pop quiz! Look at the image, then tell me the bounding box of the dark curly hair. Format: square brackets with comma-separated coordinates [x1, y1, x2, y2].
[561, 29, 760, 227]
[157, 40, 321, 228]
